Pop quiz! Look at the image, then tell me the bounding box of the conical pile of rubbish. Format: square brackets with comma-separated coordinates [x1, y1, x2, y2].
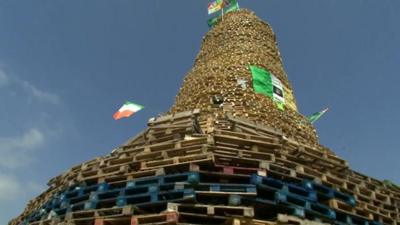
[171, 9, 318, 146]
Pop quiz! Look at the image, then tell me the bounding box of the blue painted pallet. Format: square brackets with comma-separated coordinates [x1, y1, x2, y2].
[276, 192, 335, 220]
[58, 182, 109, 201]
[82, 189, 195, 211]
[255, 185, 336, 220]
[21, 173, 199, 222]
[116, 189, 195, 207]
[251, 175, 317, 202]
[240, 194, 306, 219]
[305, 201, 336, 220]
[21, 181, 188, 221]
[302, 180, 356, 206]
[89, 183, 176, 202]
[175, 182, 257, 193]
[54, 207, 68, 216]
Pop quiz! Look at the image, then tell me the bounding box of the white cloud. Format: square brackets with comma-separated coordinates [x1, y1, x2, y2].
[0, 69, 9, 87]
[0, 129, 45, 169]
[0, 67, 60, 104]
[22, 80, 60, 104]
[0, 173, 45, 202]
[0, 174, 22, 200]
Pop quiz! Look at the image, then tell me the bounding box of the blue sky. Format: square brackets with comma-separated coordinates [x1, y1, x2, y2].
[0, 0, 399, 223]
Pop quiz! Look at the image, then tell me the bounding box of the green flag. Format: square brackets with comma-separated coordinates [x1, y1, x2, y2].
[308, 108, 329, 124]
[207, 15, 220, 27]
[225, 0, 239, 14]
[249, 65, 285, 110]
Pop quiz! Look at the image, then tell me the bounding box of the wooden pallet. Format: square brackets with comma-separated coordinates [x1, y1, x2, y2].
[168, 203, 254, 219]
[326, 199, 373, 220]
[94, 212, 178, 225]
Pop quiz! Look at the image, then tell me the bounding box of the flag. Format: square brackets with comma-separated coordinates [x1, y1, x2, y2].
[207, 0, 240, 27]
[249, 65, 285, 109]
[283, 86, 298, 112]
[113, 101, 144, 120]
[208, 15, 220, 27]
[208, 0, 223, 14]
[224, 0, 239, 14]
[307, 108, 329, 124]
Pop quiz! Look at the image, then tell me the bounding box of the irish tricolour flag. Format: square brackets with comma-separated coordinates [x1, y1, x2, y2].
[113, 101, 144, 120]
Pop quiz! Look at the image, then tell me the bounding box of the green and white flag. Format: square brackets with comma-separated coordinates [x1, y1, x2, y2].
[308, 108, 329, 124]
[249, 65, 285, 109]
[225, 0, 240, 14]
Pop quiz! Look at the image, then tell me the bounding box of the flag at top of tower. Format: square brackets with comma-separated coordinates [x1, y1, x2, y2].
[224, 0, 239, 14]
[113, 101, 144, 120]
[208, 0, 239, 15]
[208, 0, 224, 15]
[207, 0, 240, 27]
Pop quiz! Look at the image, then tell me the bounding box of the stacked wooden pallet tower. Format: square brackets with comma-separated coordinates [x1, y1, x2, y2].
[10, 9, 399, 225]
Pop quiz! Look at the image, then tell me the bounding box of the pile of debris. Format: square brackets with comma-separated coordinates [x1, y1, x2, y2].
[171, 9, 318, 146]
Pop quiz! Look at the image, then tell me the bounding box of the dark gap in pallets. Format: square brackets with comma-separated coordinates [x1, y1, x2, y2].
[335, 211, 367, 225]
[98, 190, 120, 200]
[109, 181, 127, 190]
[257, 186, 276, 202]
[287, 185, 314, 200]
[214, 207, 245, 217]
[125, 195, 152, 205]
[250, 202, 279, 220]
[164, 174, 195, 183]
[84, 178, 98, 187]
[96, 207, 125, 216]
[199, 172, 250, 184]
[176, 205, 208, 215]
[82, 185, 98, 195]
[69, 194, 90, 204]
[65, 190, 80, 199]
[124, 186, 153, 196]
[196, 193, 230, 205]
[333, 190, 354, 205]
[159, 191, 189, 201]
[215, 156, 260, 168]
[303, 212, 331, 224]
[102, 218, 131, 225]
[178, 214, 227, 225]
[266, 171, 301, 184]
[71, 202, 85, 212]
[73, 219, 95, 225]
[257, 178, 283, 190]
[128, 179, 159, 188]
[135, 202, 167, 214]
[138, 215, 169, 224]
[308, 202, 334, 219]
[284, 194, 308, 208]
[55, 208, 68, 216]
[70, 211, 95, 219]
[96, 198, 117, 209]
